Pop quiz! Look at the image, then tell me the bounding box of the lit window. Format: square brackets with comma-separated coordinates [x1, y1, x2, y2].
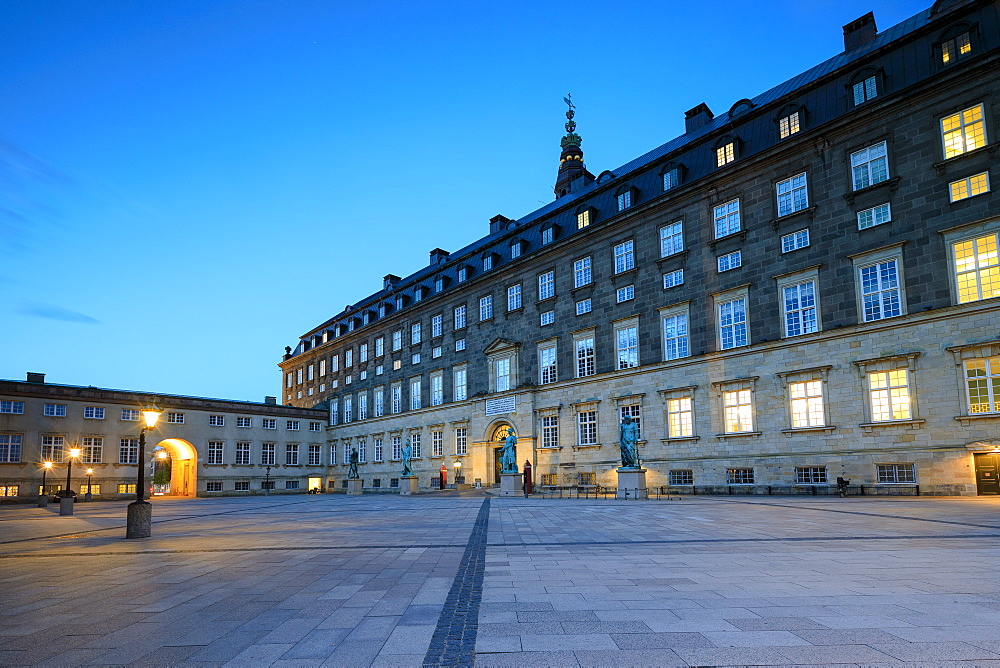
[713, 199, 741, 238]
[617, 190, 632, 211]
[575, 299, 591, 315]
[858, 203, 892, 230]
[479, 295, 493, 321]
[717, 251, 741, 272]
[776, 173, 808, 216]
[952, 232, 1000, 303]
[779, 111, 800, 139]
[540, 310, 554, 326]
[941, 31, 972, 64]
[538, 271, 555, 299]
[941, 104, 986, 158]
[789, 380, 825, 427]
[575, 335, 595, 378]
[660, 221, 683, 257]
[663, 269, 684, 288]
[851, 141, 889, 190]
[616, 285, 634, 303]
[949, 172, 991, 202]
[964, 356, 1000, 414]
[852, 75, 877, 105]
[577, 210, 590, 229]
[615, 323, 639, 370]
[613, 240, 635, 273]
[868, 369, 911, 421]
[667, 398, 693, 438]
[860, 259, 902, 321]
[574, 256, 592, 287]
[782, 281, 818, 337]
[723, 389, 753, 433]
[718, 296, 748, 349]
[781, 229, 810, 253]
[454, 305, 466, 330]
[539, 344, 557, 384]
[507, 284, 522, 311]
[716, 142, 736, 167]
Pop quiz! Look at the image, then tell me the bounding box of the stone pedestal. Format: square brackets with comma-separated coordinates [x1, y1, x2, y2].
[84, 492, 93, 502]
[616, 467, 647, 499]
[37, 494, 49, 508]
[59, 497, 74, 516]
[346, 478, 363, 496]
[125, 500, 152, 539]
[400, 475, 419, 496]
[500, 471, 523, 496]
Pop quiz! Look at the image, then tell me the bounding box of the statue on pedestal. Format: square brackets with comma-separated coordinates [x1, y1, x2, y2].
[401, 438, 414, 477]
[348, 448, 360, 479]
[618, 416, 639, 468]
[500, 428, 518, 473]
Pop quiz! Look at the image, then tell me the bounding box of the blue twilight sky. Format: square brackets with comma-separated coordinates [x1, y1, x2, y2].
[1, 0, 929, 403]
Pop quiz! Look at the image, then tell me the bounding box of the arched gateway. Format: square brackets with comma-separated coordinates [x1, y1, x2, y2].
[151, 438, 198, 497]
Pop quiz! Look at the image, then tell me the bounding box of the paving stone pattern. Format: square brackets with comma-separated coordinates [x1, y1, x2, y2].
[2, 493, 1000, 666]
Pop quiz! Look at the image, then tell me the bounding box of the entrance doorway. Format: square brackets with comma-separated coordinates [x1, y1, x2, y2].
[308, 477, 322, 493]
[152, 438, 198, 497]
[489, 424, 512, 485]
[974, 452, 1000, 495]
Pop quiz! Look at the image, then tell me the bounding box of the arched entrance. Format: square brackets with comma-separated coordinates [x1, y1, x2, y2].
[152, 438, 198, 497]
[488, 423, 513, 485]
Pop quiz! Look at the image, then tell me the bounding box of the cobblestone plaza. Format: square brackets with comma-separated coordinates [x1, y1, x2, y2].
[3, 493, 1000, 666]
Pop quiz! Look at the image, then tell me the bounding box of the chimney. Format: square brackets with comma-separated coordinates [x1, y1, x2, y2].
[843, 12, 877, 51]
[264, 396, 277, 405]
[26, 372, 45, 384]
[429, 248, 449, 264]
[383, 274, 400, 290]
[684, 103, 714, 134]
[490, 215, 513, 235]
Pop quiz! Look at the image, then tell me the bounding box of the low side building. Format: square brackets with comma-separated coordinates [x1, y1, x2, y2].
[0, 374, 328, 501]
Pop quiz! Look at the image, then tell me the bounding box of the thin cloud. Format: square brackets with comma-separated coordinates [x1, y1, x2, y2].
[19, 302, 100, 324]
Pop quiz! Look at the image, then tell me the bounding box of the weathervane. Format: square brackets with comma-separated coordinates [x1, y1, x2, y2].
[563, 93, 576, 133]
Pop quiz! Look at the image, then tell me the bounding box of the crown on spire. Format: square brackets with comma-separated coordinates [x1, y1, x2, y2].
[554, 94, 593, 199]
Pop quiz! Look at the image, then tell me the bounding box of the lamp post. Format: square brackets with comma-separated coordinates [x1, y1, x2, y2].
[85, 468, 94, 502]
[454, 460, 463, 487]
[264, 466, 272, 495]
[58, 446, 81, 516]
[126, 403, 162, 539]
[38, 461, 53, 508]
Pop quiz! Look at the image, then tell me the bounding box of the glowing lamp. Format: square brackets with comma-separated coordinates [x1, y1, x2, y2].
[43, 461, 53, 469]
[142, 404, 163, 428]
[157, 450, 168, 459]
[69, 447, 81, 458]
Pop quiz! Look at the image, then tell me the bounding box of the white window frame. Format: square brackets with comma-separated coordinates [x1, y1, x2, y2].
[479, 295, 493, 321]
[779, 111, 800, 139]
[663, 269, 684, 289]
[851, 243, 906, 323]
[713, 199, 741, 238]
[941, 104, 986, 159]
[539, 340, 557, 384]
[776, 172, 808, 217]
[574, 330, 596, 378]
[538, 271, 555, 300]
[850, 141, 889, 190]
[659, 303, 690, 361]
[659, 221, 683, 257]
[613, 240, 635, 274]
[777, 267, 821, 338]
[717, 250, 741, 272]
[574, 256, 592, 287]
[507, 284, 522, 311]
[714, 287, 750, 351]
[949, 171, 991, 203]
[614, 317, 639, 370]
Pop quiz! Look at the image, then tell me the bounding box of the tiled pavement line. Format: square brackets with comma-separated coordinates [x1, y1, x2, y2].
[481, 533, 1000, 548]
[423, 497, 490, 667]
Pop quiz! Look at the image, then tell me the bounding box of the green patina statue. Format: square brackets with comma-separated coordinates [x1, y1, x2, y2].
[619, 416, 640, 468]
[401, 438, 414, 477]
[348, 448, 360, 479]
[500, 428, 518, 473]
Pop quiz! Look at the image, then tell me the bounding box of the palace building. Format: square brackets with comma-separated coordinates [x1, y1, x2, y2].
[0, 373, 327, 500]
[279, 0, 1000, 496]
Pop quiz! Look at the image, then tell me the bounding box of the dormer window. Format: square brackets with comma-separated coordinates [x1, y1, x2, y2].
[660, 162, 683, 191]
[510, 239, 524, 259]
[347, 319, 356, 332]
[395, 295, 405, 310]
[575, 206, 595, 230]
[776, 105, 804, 139]
[714, 137, 739, 167]
[434, 275, 446, 293]
[482, 253, 495, 272]
[849, 68, 882, 106]
[728, 98, 754, 118]
[378, 303, 387, 318]
[616, 186, 637, 212]
[457, 265, 470, 283]
[937, 23, 975, 65]
[413, 286, 425, 302]
[541, 222, 558, 245]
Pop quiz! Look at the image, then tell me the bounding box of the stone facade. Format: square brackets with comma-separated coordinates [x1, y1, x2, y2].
[280, 0, 1000, 495]
[0, 376, 327, 500]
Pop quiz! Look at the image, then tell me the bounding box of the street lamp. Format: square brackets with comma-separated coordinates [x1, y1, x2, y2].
[126, 403, 162, 539]
[38, 461, 53, 507]
[85, 468, 94, 502]
[58, 446, 81, 515]
[264, 466, 272, 494]
[454, 460, 462, 486]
